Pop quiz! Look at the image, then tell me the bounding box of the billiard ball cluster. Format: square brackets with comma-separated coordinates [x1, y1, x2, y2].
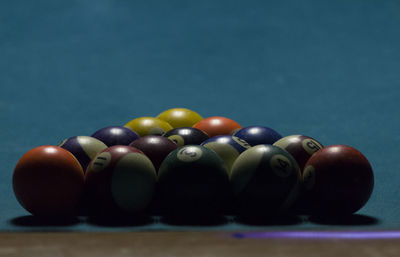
[12, 108, 374, 219]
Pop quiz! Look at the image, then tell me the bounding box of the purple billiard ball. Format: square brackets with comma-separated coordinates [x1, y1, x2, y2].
[129, 136, 178, 171]
[59, 136, 108, 171]
[234, 126, 282, 146]
[91, 126, 140, 147]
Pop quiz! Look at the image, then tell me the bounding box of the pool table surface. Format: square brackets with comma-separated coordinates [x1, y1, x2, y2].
[1, 0, 400, 256]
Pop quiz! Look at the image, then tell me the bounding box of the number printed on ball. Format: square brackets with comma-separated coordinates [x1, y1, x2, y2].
[177, 146, 203, 162]
[270, 154, 292, 178]
[302, 139, 323, 155]
[90, 152, 111, 172]
[168, 135, 185, 146]
[303, 165, 316, 190]
[232, 136, 251, 149]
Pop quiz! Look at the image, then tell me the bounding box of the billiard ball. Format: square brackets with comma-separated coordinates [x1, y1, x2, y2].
[91, 126, 140, 146]
[13, 146, 84, 216]
[85, 145, 157, 216]
[230, 145, 301, 217]
[59, 136, 108, 171]
[157, 145, 230, 216]
[129, 135, 178, 171]
[163, 127, 209, 146]
[124, 117, 173, 136]
[302, 145, 374, 215]
[233, 126, 282, 146]
[273, 135, 323, 172]
[192, 116, 242, 137]
[201, 135, 251, 173]
[156, 108, 203, 128]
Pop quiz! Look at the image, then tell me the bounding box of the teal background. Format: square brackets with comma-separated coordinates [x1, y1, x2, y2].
[1, 0, 400, 231]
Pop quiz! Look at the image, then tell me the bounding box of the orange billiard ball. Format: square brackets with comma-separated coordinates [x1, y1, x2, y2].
[12, 145, 85, 216]
[192, 116, 242, 138]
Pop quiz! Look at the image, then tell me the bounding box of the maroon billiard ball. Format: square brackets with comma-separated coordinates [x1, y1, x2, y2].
[273, 135, 323, 173]
[13, 146, 85, 216]
[129, 136, 178, 171]
[85, 145, 157, 216]
[302, 145, 374, 215]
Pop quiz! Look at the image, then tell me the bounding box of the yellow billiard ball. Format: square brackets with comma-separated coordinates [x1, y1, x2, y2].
[124, 117, 173, 137]
[156, 108, 203, 128]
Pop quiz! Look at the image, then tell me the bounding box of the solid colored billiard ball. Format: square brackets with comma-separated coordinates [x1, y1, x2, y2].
[91, 126, 139, 146]
[302, 145, 374, 215]
[273, 135, 323, 172]
[233, 126, 282, 146]
[129, 135, 178, 171]
[59, 136, 108, 171]
[201, 135, 251, 173]
[157, 145, 230, 216]
[230, 144, 301, 217]
[85, 145, 157, 216]
[163, 127, 209, 146]
[156, 108, 203, 128]
[192, 116, 242, 138]
[124, 117, 173, 136]
[13, 146, 85, 216]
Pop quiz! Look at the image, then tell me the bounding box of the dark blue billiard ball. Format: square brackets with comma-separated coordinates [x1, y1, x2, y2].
[59, 136, 108, 171]
[233, 126, 282, 146]
[201, 135, 251, 172]
[91, 126, 140, 147]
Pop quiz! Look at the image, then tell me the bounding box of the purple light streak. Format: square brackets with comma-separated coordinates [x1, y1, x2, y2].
[233, 231, 400, 240]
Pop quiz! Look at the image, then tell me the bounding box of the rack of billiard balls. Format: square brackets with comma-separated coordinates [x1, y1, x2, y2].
[12, 108, 374, 219]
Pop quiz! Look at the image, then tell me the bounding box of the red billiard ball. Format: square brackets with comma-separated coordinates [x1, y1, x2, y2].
[303, 145, 374, 215]
[193, 116, 242, 138]
[273, 135, 323, 172]
[129, 135, 178, 171]
[85, 145, 157, 216]
[13, 146, 85, 216]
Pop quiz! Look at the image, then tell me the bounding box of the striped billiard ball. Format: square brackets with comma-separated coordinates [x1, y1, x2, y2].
[230, 145, 301, 217]
[201, 135, 251, 173]
[59, 136, 108, 171]
[85, 145, 157, 216]
[273, 135, 323, 173]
